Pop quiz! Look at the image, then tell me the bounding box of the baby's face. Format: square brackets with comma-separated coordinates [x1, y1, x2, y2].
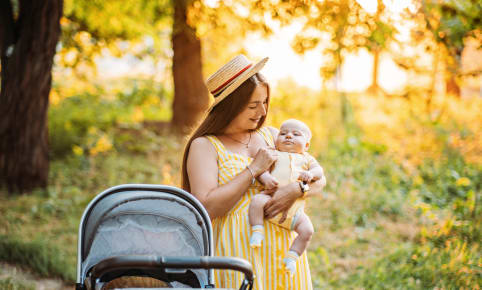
[275, 121, 310, 154]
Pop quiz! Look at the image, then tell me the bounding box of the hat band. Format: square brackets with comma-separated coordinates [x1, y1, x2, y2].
[211, 63, 253, 97]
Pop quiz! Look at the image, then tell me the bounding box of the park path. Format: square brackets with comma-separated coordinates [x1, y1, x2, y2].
[0, 262, 73, 289]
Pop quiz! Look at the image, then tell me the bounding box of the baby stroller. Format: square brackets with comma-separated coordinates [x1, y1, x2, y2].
[76, 184, 254, 289]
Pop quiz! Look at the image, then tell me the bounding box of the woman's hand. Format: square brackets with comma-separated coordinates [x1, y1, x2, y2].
[249, 147, 278, 176]
[263, 182, 302, 222]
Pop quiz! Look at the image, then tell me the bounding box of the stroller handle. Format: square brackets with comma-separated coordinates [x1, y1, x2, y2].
[90, 255, 254, 288]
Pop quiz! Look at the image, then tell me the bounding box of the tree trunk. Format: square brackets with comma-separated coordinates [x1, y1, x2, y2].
[171, 0, 210, 134]
[368, 48, 380, 94]
[427, 47, 439, 112]
[0, 0, 63, 193]
[368, 1, 383, 95]
[445, 73, 460, 97]
[445, 49, 462, 97]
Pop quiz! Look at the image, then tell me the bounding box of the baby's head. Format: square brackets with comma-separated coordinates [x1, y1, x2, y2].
[275, 119, 312, 154]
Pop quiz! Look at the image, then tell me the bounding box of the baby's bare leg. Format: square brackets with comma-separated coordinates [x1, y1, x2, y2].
[290, 212, 314, 255]
[283, 212, 314, 274]
[248, 193, 271, 226]
[248, 193, 271, 248]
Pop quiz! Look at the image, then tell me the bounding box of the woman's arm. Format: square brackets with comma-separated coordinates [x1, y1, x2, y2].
[187, 137, 251, 219]
[187, 137, 276, 220]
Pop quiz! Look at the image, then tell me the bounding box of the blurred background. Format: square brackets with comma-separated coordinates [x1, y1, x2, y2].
[0, 0, 480, 288]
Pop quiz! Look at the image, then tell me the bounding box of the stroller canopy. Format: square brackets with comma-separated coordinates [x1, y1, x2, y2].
[78, 185, 212, 287]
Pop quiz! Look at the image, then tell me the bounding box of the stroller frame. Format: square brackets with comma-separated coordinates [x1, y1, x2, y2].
[76, 184, 253, 289]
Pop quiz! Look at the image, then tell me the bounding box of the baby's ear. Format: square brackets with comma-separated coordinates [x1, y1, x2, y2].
[305, 141, 310, 150]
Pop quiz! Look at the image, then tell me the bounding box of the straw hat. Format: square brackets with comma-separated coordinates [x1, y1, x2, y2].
[206, 54, 268, 110]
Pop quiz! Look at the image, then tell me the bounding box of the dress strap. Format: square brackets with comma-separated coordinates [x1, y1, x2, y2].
[257, 127, 275, 147]
[205, 135, 229, 163]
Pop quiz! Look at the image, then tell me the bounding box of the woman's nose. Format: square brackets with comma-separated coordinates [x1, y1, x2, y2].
[257, 104, 266, 116]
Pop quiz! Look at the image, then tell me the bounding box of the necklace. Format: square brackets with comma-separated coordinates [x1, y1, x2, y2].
[225, 132, 252, 148]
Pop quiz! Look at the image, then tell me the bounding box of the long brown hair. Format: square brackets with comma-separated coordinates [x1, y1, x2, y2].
[181, 73, 270, 192]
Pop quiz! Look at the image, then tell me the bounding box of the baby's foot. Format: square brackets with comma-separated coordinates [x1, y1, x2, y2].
[282, 250, 299, 275]
[283, 258, 296, 275]
[249, 225, 264, 248]
[249, 232, 264, 248]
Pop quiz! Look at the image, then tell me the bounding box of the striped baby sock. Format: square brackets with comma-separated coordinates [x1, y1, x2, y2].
[282, 250, 299, 275]
[249, 225, 264, 248]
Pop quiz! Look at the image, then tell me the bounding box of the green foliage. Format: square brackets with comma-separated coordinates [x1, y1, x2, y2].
[60, 0, 172, 67]
[321, 138, 481, 288]
[424, 0, 481, 55]
[415, 154, 480, 211]
[326, 136, 407, 213]
[368, 20, 395, 50]
[49, 92, 119, 157]
[49, 79, 170, 158]
[303, 94, 481, 288]
[278, 0, 397, 79]
[308, 133, 481, 288]
[0, 235, 75, 282]
[64, 0, 171, 39]
[342, 240, 480, 289]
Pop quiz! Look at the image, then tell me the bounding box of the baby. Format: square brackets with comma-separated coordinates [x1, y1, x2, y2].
[248, 119, 324, 275]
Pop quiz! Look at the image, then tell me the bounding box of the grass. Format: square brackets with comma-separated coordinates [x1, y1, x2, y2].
[0, 277, 34, 290]
[0, 89, 480, 288]
[2, 136, 478, 287]
[0, 141, 184, 283]
[0, 235, 74, 282]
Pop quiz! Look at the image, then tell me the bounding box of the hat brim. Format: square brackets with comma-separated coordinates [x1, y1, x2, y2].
[209, 57, 268, 111]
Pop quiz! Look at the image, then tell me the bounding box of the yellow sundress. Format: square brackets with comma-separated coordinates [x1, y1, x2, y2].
[206, 127, 313, 290]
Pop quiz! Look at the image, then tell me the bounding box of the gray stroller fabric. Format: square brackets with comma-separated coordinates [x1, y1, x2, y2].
[81, 190, 210, 286]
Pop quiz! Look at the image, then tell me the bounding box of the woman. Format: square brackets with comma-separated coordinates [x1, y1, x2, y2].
[182, 55, 325, 290]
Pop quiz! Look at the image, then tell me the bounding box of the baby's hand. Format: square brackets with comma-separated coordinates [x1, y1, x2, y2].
[264, 177, 279, 190]
[259, 173, 279, 190]
[298, 171, 314, 183]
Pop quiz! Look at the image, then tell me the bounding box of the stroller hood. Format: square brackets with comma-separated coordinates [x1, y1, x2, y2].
[77, 185, 212, 287]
